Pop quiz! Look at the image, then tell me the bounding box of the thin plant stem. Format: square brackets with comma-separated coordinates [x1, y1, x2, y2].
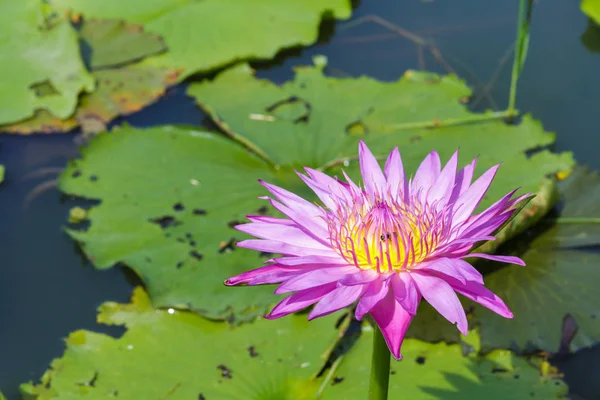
[368, 326, 390, 400]
[508, 0, 534, 116]
[555, 218, 600, 224]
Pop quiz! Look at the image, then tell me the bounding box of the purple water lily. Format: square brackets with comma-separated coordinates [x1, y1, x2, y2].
[226, 141, 529, 359]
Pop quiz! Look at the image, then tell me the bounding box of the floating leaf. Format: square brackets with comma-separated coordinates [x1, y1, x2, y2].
[189, 61, 574, 230]
[59, 125, 300, 321]
[81, 19, 167, 69]
[0, 0, 95, 125]
[21, 287, 345, 400]
[0, 165, 4, 184]
[582, 0, 600, 25]
[74, 65, 179, 134]
[60, 62, 574, 321]
[2, 15, 178, 135]
[51, 0, 352, 79]
[3, 64, 178, 135]
[319, 325, 567, 399]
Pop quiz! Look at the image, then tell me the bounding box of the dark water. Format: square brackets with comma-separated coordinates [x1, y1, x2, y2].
[1, 0, 598, 398]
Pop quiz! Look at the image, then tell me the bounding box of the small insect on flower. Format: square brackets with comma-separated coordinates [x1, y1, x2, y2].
[226, 141, 531, 359]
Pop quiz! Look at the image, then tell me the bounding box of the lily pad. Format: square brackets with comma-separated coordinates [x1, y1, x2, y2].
[81, 19, 167, 69]
[21, 287, 346, 400]
[61, 61, 574, 322]
[0, 0, 95, 125]
[320, 325, 567, 399]
[188, 60, 573, 227]
[582, 0, 600, 25]
[59, 125, 297, 321]
[469, 167, 600, 352]
[52, 0, 352, 79]
[0, 165, 4, 184]
[2, 18, 178, 135]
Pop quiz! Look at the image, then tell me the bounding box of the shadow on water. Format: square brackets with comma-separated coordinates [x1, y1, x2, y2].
[581, 20, 600, 54]
[1, 0, 600, 399]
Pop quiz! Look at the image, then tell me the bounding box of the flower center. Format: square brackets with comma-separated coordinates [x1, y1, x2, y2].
[327, 197, 445, 272]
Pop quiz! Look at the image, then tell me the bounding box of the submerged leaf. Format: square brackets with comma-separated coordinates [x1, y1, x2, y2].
[319, 325, 567, 399]
[21, 288, 347, 400]
[0, 0, 95, 125]
[81, 19, 167, 69]
[52, 0, 353, 79]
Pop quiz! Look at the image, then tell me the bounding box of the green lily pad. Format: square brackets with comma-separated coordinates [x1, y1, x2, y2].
[468, 167, 600, 352]
[188, 60, 573, 228]
[319, 325, 567, 399]
[2, 16, 178, 135]
[0, 165, 4, 183]
[81, 19, 167, 69]
[0, 0, 95, 125]
[51, 0, 352, 79]
[582, 0, 600, 25]
[21, 287, 346, 400]
[59, 125, 298, 321]
[60, 61, 574, 322]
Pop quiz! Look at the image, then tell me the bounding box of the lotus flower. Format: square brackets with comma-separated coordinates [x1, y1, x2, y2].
[226, 141, 529, 359]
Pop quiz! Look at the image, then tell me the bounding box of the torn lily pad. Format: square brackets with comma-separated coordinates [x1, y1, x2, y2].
[0, 0, 94, 125]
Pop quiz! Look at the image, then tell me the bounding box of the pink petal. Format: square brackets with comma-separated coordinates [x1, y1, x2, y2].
[449, 157, 477, 203]
[246, 215, 295, 225]
[450, 279, 513, 319]
[236, 222, 330, 249]
[452, 164, 500, 226]
[465, 253, 526, 266]
[308, 284, 367, 320]
[304, 167, 353, 203]
[391, 273, 420, 315]
[338, 269, 380, 286]
[454, 189, 520, 236]
[369, 290, 414, 359]
[384, 147, 407, 201]
[265, 283, 337, 319]
[260, 180, 321, 216]
[411, 150, 441, 195]
[237, 239, 337, 258]
[225, 265, 295, 286]
[355, 278, 390, 320]
[417, 258, 483, 285]
[428, 150, 459, 206]
[297, 173, 339, 210]
[411, 272, 469, 335]
[274, 266, 355, 294]
[358, 140, 387, 200]
[274, 255, 349, 266]
[266, 198, 329, 240]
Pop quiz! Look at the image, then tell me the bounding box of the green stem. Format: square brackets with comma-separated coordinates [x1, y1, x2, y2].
[508, 0, 534, 115]
[368, 326, 391, 400]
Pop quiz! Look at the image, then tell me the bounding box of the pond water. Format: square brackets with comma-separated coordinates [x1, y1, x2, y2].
[1, 0, 599, 399]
